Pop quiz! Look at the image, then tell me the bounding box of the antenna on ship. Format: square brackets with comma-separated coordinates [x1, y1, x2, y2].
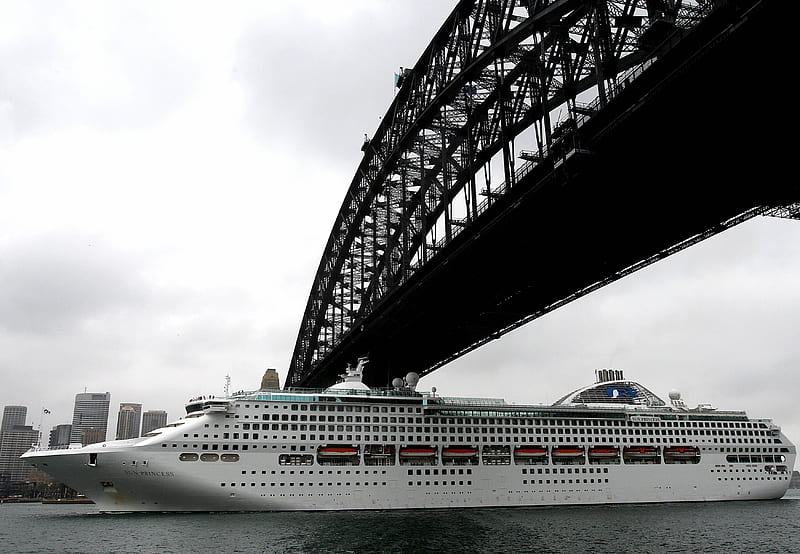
[224, 374, 231, 397]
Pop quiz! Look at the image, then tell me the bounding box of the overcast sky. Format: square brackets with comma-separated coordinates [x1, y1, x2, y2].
[1, 1, 798, 448]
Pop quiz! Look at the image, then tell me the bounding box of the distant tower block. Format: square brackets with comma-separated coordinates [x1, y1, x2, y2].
[1, 406, 27, 433]
[260, 369, 280, 390]
[115, 403, 142, 440]
[141, 410, 168, 435]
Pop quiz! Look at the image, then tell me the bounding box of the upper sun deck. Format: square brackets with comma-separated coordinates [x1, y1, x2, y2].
[190, 365, 753, 423]
[216, 387, 755, 426]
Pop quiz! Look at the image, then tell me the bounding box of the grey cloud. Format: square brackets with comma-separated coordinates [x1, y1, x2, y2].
[0, 3, 199, 140]
[0, 233, 149, 335]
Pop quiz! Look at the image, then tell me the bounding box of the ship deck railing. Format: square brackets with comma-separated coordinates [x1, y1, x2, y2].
[25, 443, 84, 453]
[232, 387, 435, 402]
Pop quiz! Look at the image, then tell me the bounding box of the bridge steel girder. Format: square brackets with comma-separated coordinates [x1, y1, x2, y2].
[287, 0, 795, 388]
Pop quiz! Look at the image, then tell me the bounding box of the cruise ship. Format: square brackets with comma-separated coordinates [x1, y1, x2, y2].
[22, 361, 795, 512]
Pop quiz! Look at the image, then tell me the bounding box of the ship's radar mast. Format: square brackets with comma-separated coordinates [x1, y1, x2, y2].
[670, 389, 688, 410]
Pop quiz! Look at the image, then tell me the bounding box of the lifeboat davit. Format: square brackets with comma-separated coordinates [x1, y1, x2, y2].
[442, 446, 477, 458]
[513, 446, 548, 458]
[399, 446, 437, 457]
[317, 445, 359, 457]
[551, 446, 585, 458]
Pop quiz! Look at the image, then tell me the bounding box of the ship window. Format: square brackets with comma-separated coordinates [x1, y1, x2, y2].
[221, 454, 240, 462]
[200, 453, 219, 462]
[179, 453, 199, 461]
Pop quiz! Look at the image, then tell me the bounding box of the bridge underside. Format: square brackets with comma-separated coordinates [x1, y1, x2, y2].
[297, 1, 797, 388]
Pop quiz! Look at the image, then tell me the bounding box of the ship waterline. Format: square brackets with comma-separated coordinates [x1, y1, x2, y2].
[22, 363, 795, 512]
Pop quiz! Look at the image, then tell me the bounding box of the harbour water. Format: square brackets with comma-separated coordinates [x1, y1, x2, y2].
[2, 490, 799, 553]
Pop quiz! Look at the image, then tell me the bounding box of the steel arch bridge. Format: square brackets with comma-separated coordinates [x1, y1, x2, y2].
[287, 0, 797, 388]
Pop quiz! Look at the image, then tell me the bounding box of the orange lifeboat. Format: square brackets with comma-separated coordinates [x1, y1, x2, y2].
[623, 446, 659, 458]
[513, 446, 548, 458]
[317, 445, 359, 457]
[399, 446, 437, 458]
[664, 446, 700, 458]
[588, 446, 619, 458]
[551, 446, 585, 458]
[442, 446, 477, 458]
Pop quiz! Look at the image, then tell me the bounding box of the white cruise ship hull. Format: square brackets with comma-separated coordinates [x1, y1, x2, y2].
[22, 371, 796, 512]
[24, 444, 792, 512]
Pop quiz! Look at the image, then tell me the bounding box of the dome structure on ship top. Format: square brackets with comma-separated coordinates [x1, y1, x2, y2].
[552, 368, 667, 407]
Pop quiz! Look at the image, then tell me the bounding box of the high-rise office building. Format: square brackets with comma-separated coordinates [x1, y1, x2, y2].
[48, 424, 73, 448]
[80, 428, 106, 446]
[141, 410, 168, 435]
[0, 424, 39, 483]
[0, 406, 35, 489]
[69, 392, 111, 445]
[115, 403, 142, 440]
[1, 406, 27, 434]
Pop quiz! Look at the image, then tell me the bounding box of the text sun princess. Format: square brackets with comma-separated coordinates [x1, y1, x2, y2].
[23, 361, 795, 512]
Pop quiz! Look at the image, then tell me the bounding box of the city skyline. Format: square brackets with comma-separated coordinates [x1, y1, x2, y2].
[0, 2, 798, 450]
[1, 399, 170, 448]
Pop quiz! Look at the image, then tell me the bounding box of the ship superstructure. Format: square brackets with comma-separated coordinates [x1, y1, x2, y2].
[22, 362, 795, 512]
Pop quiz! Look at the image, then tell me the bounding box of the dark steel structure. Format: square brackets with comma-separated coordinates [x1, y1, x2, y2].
[288, 0, 797, 387]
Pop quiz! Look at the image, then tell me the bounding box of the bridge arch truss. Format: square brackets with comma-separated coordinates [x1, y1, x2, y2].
[287, 0, 784, 387]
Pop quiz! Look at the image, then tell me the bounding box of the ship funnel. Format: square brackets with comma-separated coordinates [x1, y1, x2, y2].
[595, 368, 625, 383]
